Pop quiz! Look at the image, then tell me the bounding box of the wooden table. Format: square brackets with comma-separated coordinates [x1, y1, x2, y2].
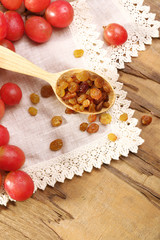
[0, 1, 160, 239]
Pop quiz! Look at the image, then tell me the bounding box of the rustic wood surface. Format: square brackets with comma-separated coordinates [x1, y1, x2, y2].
[0, 1, 160, 240]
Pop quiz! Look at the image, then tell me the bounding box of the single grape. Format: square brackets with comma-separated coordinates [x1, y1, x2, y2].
[0, 12, 7, 40]
[25, 16, 53, 43]
[0, 39, 15, 51]
[1, 0, 23, 10]
[5, 11, 24, 41]
[24, 0, 51, 13]
[45, 0, 74, 28]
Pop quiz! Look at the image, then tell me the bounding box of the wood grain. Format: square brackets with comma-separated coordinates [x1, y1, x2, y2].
[0, 0, 160, 240]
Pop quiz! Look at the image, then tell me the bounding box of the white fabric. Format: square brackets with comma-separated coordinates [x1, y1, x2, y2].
[0, 0, 159, 205]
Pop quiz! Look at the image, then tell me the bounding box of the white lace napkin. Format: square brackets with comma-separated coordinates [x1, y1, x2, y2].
[0, 0, 159, 205]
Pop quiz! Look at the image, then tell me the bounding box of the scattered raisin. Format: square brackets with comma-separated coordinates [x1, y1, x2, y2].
[30, 93, 40, 104]
[65, 107, 75, 114]
[87, 123, 99, 133]
[51, 116, 62, 127]
[41, 85, 54, 98]
[73, 49, 84, 58]
[141, 115, 152, 125]
[80, 122, 88, 131]
[88, 114, 97, 123]
[119, 113, 128, 122]
[28, 107, 37, 116]
[50, 139, 63, 151]
[108, 133, 117, 142]
[99, 113, 112, 125]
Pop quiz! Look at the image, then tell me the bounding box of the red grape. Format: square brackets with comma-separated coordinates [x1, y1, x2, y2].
[0, 125, 10, 146]
[45, 0, 74, 28]
[1, 0, 23, 10]
[0, 99, 5, 120]
[0, 145, 25, 171]
[0, 82, 22, 106]
[25, 16, 53, 43]
[0, 12, 7, 40]
[24, 0, 50, 13]
[4, 170, 34, 201]
[0, 39, 15, 51]
[103, 23, 128, 46]
[5, 11, 24, 41]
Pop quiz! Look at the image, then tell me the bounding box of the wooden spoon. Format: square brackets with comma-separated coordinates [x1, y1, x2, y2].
[0, 46, 115, 114]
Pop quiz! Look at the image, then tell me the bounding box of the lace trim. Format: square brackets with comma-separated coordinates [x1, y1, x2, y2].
[0, 0, 159, 206]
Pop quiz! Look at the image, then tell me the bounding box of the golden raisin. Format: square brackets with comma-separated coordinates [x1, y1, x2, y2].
[65, 107, 75, 114]
[88, 102, 96, 112]
[103, 82, 111, 93]
[94, 77, 104, 88]
[108, 133, 117, 142]
[60, 81, 68, 89]
[73, 49, 84, 58]
[41, 85, 54, 98]
[77, 94, 87, 104]
[88, 114, 97, 123]
[30, 93, 40, 104]
[99, 113, 112, 125]
[96, 101, 103, 112]
[56, 87, 65, 98]
[28, 107, 37, 116]
[141, 115, 152, 125]
[89, 74, 97, 81]
[119, 113, 128, 122]
[90, 88, 102, 100]
[80, 122, 88, 131]
[103, 102, 110, 108]
[79, 105, 85, 112]
[63, 92, 77, 100]
[87, 79, 93, 87]
[83, 99, 90, 108]
[51, 116, 62, 127]
[50, 139, 63, 151]
[68, 97, 77, 105]
[76, 71, 90, 82]
[87, 123, 99, 133]
[68, 82, 79, 93]
[73, 104, 81, 112]
[66, 77, 74, 83]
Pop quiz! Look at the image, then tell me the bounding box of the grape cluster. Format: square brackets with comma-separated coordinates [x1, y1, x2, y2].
[0, 0, 74, 51]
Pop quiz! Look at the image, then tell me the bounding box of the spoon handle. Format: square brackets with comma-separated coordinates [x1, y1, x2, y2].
[0, 46, 57, 84]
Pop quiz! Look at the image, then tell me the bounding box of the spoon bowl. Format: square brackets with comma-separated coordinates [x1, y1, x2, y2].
[0, 46, 115, 114]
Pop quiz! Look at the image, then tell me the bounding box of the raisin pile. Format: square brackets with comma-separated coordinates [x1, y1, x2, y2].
[56, 70, 112, 113]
